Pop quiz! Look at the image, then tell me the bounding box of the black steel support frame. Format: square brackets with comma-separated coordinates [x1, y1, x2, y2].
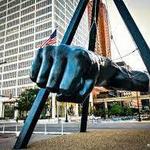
[114, 0, 150, 74]
[80, 0, 100, 132]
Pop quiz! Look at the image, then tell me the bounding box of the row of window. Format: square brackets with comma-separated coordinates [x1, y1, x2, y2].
[5, 55, 17, 63]
[36, 6, 52, 17]
[21, 5, 35, 16]
[19, 35, 34, 45]
[18, 60, 32, 69]
[3, 79, 16, 87]
[35, 30, 51, 40]
[36, 13, 51, 24]
[20, 28, 34, 37]
[21, 0, 35, 9]
[36, 21, 52, 32]
[18, 68, 30, 77]
[8, 0, 20, 9]
[4, 63, 17, 72]
[0, 11, 6, 18]
[0, 45, 4, 51]
[0, 0, 7, 7]
[3, 72, 16, 80]
[0, 31, 5, 37]
[19, 43, 34, 53]
[36, 0, 52, 10]
[18, 77, 32, 85]
[5, 40, 18, 49]
[19, 51, 34, 60]
[5, 48, 18, 56]
[2, 68, 31, 80]
[7, 19, 19, 28]
[20, 20, 34, 31]
[0, 18, 6, 26]
[6, 26, 19, 35]
[7, 12, 19, 22]
[2, 88, 16, 97]
[6, 33, 19, 42]
[8, 5, 20, 15]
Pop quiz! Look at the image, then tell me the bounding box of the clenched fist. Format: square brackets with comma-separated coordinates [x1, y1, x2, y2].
[30, 44, 101, 103]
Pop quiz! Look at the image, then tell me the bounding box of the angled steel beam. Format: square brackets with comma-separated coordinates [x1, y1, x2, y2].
[114, 0, 150, 74]
[80, 0, 100, 132]
[14, 0, 89, 149]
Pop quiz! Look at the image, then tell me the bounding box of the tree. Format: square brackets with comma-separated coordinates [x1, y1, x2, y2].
[17, 88, 39, 119]
[109, 103, 123, 116]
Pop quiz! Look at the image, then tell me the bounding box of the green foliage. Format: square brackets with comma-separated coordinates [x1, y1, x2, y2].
[4, 105, 14, 119]
[109, 103, 133, 116]
[110, 103, 123, 116]
[17, 88, 39, 118]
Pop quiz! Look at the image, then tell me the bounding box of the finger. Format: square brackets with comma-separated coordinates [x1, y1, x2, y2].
[79, 78, 95, 98]
[59, 57, 83, 95]
[30, 48, 43, 82]
[46, 56, 67, 92]
[57, 78, 95, 103]
[36, 56, 53, 88]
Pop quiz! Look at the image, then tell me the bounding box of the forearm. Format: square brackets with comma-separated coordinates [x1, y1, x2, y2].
[89, 52, 150, 92]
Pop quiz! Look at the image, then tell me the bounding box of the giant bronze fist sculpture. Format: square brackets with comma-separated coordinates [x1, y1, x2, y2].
[30, 44, 149, 103]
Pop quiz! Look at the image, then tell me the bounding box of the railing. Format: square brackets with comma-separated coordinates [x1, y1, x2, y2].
[0, 121, 80, 136]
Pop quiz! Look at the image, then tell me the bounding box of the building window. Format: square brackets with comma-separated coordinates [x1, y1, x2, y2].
[8, 6, 20, 15]
[7, 19, 19, 28]
[0, 0, 7, 6]
[6, 26, 19, 35]
[36, 0, 52, 9]
[5, 56, 17, 63]
[36, 6, 52, 17]
[3, 80, 16, 87]
[0, 45, 4, 51]
[20, 28, 34, 37]
[6, 33, 19, 42]
[19, 43, 34, 53]
[8, 0, 20, 8]
[20, 20, 34, 30]
[5, 48, 18, 57]
[7, 12, 19, 22]
[21, 0, 35, 9]
[36, 14, 51, 24]
[21, 13, 35, 23]
[19, 51, 34, 60]
[18, 60, 32, 69]
[18, 69, 30, 77]
[0, 11, 6, 18]
[3, 72, 16, 80]
[35, 30, 52, 40]
[21, 5, 35, 16]
[18, 77, 32, 85]
[0, 18, 6, 26]
[36, 22, 52, 32]
[0, 24, 5, 31]
[4, 64, 17, 72]
[19, 35, 34, 45]
[5, 41, 18, 49]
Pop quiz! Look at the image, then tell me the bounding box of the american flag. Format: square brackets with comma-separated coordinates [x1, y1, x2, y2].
[40, 29, 57, 48]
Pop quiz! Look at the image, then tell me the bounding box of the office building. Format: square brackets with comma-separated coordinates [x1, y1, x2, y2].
[0, 0, 89, 97]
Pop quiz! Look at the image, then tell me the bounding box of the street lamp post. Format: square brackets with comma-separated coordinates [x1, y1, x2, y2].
[136, 92, 141, 122]
[65, 103, 68, 122]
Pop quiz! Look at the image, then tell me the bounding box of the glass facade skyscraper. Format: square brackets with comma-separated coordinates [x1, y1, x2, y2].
[0, 0, 89, 97]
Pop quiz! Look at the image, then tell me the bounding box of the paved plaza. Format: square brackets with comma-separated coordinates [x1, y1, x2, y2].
[0, 121, 150, 149]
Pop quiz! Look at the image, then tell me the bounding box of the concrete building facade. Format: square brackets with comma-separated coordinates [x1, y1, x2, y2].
[0, 0, 89, 98]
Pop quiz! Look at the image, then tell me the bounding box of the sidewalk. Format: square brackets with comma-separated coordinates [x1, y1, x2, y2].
[0, 133, 59, 150]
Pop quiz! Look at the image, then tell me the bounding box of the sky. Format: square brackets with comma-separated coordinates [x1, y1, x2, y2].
[105, 0, 150, 71]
